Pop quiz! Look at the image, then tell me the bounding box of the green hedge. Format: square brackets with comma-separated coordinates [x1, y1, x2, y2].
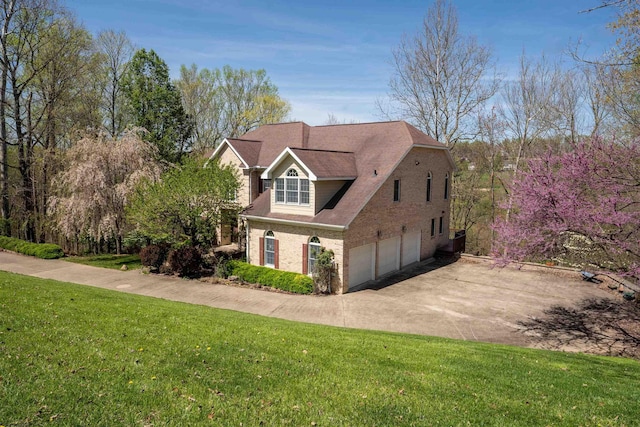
[0, 236, 64, 259]
[228, 261, 313, 294]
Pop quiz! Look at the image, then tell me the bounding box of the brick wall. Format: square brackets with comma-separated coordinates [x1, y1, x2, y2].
[343, 147, 452, 288]
[247, 220, 345, 293]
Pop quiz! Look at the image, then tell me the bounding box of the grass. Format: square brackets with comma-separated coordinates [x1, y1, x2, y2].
[1, 272, 639, 426]
[64, 254, 142, 270]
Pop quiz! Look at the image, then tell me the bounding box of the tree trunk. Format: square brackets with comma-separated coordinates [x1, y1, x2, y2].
[13, 76, 35, 241]
[0, 2, 12, 236]
[0, 66, 9, 236]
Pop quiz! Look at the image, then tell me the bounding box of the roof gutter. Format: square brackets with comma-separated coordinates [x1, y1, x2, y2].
[241, 214, 347, 231]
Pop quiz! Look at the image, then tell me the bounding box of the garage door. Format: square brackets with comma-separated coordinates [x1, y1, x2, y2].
[378, 236, 400, 276]
[402, 231, 421, 267]
[348, 244, 375, 289]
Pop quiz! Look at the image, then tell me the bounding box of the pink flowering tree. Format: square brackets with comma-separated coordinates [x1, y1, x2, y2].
[49, 130, 163, 254]
[492, 136, 640, 278]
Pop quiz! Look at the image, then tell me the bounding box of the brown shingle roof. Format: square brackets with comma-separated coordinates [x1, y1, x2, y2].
[289, 148, 357, 179]
[226, 138, 262, 167]
[242, 122, 311, 167]
[233, 121, 450, 227]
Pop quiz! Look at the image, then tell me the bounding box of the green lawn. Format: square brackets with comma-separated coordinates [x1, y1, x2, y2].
[64, 253, 142, 270]
[1, 272, 639, 426]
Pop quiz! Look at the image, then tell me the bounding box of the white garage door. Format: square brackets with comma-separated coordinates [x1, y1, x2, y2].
[348, 244, 375, 289]
[378, 236, 400, 276]
[402, 231, 421, 267]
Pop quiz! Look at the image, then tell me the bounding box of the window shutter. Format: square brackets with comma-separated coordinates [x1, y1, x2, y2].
[274, 239, 280, 269]
[302, 243, 309, 275]
[259, 237, 264, 266]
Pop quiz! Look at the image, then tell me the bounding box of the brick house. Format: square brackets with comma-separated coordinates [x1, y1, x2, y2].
[208, 121, 455, 293]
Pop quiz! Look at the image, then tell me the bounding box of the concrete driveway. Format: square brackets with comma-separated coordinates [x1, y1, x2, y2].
[0, 250, 613, 349]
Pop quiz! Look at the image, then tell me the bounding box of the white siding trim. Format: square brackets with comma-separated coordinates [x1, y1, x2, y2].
[242, 214, 347, 231]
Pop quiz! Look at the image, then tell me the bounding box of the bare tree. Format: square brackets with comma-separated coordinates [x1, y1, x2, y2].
[499, 54, 562, 172]
[95, 30, 134, 138]
[477, 108, 505, 250]
[323, 113, 359, 125]
[554, 68, 585, 145]
[383, 0, 499, 147]
[581, 63, 612, 136]
[498, 53, 562, 221]
[572, 1, 640, 137]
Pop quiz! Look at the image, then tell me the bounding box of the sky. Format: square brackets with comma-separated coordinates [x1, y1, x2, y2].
[68, 0, 619, 126]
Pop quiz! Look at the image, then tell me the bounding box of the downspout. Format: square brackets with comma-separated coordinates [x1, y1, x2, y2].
[248, 169, 252, 203]
[246, 221, 250, 263]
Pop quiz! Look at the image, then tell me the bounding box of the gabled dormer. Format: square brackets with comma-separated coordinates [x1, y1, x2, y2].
[261, 147, 357, 216]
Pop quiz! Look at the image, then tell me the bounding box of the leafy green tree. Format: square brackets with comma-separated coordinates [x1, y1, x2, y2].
[127, 157, 240, 249]
[175, 64, 290, 151]
[123, 48, 193, 163]
[30, 16, 102, 242]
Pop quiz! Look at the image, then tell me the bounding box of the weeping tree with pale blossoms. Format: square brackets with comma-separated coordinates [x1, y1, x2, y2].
[492, 136, 640, 280]
[49, 130, 163, 254]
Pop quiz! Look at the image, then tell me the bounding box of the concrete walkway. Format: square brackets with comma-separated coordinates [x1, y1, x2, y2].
[0, 250, 613, 348]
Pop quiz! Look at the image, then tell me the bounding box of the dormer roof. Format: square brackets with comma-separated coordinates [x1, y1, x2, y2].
[261, 148, 357, 181]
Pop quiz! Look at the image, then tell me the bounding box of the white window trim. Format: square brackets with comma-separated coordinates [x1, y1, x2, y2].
[275, 169, 310, 206]
[265, 231, 275, 267]
[308, 237, 321, 275]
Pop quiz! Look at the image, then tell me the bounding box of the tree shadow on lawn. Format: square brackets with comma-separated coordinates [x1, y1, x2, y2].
[519, 298, 640, 359]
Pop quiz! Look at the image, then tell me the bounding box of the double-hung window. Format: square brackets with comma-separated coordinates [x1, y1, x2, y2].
[276, 169, 309, 205]
[275, 178, 285, 203]
[300, 179, 310, 204]
[426, 172, 432, 202]
[308, 236, 321, 274]
[265, 231, 275, 267]
[286, 170, 299, 203]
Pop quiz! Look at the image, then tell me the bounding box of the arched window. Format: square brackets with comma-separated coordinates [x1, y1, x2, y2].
[286, 169, 299, 203]
[264, 231, 275, 267]
[426, 172, 432, 202]
[308, 236, 321, 274]
[444, 173, 449, 200]
[276, 168, 310, 205]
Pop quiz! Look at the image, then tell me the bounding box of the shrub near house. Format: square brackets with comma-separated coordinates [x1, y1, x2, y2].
[0, 236, 64, 259]
[228, 261, 313, 294]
